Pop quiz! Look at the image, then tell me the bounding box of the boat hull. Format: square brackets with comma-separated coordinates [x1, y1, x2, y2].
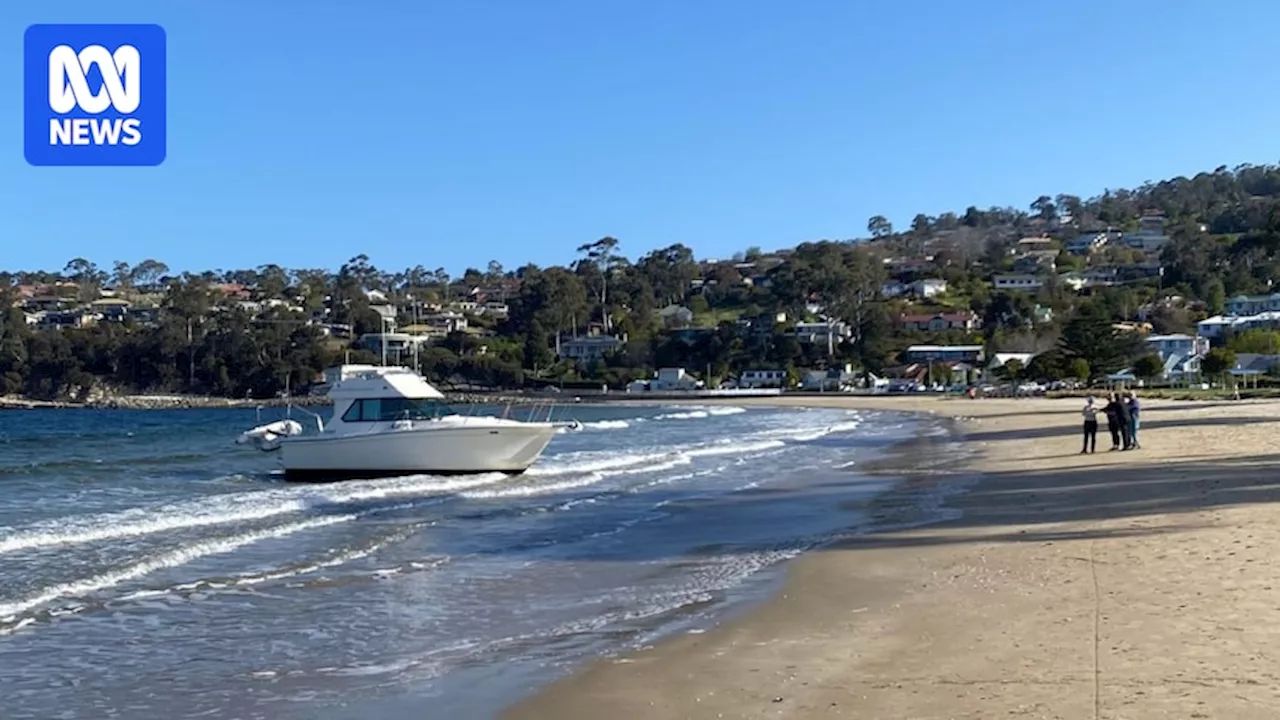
[281, 467, 527, 482]
[278, 423, 557, 482]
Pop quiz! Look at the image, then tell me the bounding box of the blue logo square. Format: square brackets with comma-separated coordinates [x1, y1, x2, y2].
[24, 23, 166, 167]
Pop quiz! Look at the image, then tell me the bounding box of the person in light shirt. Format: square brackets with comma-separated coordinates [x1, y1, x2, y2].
[1080, 396, 1099, 454]
[1126, 391, 1142, 449]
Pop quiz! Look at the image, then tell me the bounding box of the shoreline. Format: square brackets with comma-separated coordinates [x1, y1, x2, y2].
[502, 395, 1280, 718]
[500, 400, 973, 719]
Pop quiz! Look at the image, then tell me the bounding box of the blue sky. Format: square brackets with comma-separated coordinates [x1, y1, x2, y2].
[4, 0, 1279, 276]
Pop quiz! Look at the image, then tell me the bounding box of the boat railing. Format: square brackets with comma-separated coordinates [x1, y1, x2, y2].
[288, 404, 326, 433]
[512, 399, 559, 423]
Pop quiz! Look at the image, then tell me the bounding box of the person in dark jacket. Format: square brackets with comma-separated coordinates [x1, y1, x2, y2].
[1115, 390, 1133, 450]
[1103, 393, 1122, 450]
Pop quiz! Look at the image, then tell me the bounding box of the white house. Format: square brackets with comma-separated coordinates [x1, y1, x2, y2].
[1144, 334, 1208, 360]
[423, 311, 467, 333]
[800, 364, 860, 391]
[629, 367, 702, 392]
[481, 301, 509, 318]
[987, 352, 1036, 374]
[652, 367, 700, 390]
[1197, 312, 1280, 339]
[883, 279, 947, 299]
[910, 278, 948, 298]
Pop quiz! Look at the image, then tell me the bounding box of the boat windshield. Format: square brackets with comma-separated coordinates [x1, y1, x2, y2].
[341, 397, 459, 422]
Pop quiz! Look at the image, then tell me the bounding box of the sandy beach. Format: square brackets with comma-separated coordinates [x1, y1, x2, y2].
[503, 395, 1280, 719]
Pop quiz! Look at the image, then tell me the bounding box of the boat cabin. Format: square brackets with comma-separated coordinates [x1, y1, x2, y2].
[324, 365, 459, 430]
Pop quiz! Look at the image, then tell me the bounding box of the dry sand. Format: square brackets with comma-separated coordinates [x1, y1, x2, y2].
[502, 395, 1280, 719]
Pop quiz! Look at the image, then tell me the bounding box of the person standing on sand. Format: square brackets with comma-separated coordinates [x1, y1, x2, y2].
[1115, 390, 1134, 450]
[1103, 393, 1122, 450]
[1127, 391, 1142, 449]
[1081, 396, 1099, 454]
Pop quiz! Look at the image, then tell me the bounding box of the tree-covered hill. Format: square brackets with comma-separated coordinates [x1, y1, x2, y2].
[7, 161, 1280, 400]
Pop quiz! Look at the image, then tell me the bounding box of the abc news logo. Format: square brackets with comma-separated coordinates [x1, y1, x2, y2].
[48, 44, 143, 146]
[24, 24, 166, 167]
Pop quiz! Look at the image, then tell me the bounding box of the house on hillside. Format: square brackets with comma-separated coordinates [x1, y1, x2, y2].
[1225, 293, 1280, 317]
[89, 297, 132, 321]
[1066, 231, 1119, 255]
[881, 280, 908, 298]
[902, 345, 984, 364]
[422, 311, 467, 334]
[1013, 252, 1057, 274]
[369, 304, 398, 331]
[1017, 237, 1055, 251]
[558, 333, 626, 364]
[22, 295, 66, 312]
[1145, 333, 1208, 360]
[628, 367, 702, 392]
[790, 320, 851, 352]
[910, 278, 947, 298]
[357, 332, 430, 359]
[738, 369, 786, 388]
[1197, 312, 1280, 339]
[1232, 354, 1280, 377]
[883, 256, 935, 276]
[39, 310, 96, 330]
[481, 301, 509, 318]
[993, 274, 1045, 291]
[1141, 333, 1209, 382]
[212, 283, 253, 301]
[800, 363, 860, 391]
[894, 311, 980, 333]
[656, 304, 695, 329]
[1123, 210, 1170, 253]
[987, 352, 1036, 377]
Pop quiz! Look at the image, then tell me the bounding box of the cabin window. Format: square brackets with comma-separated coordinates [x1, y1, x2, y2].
[340, 397, 458, 422]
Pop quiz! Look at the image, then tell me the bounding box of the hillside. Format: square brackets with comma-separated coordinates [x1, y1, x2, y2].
[6, 162, 1280, 400]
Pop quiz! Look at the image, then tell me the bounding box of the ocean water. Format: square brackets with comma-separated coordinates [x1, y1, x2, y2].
[0, 402, 933, 720]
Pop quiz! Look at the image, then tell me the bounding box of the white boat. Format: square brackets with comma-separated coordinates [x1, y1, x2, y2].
[237, 364, 578, 482]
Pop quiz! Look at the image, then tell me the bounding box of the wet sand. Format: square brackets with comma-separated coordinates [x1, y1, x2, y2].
[502, 395, 1280, 719]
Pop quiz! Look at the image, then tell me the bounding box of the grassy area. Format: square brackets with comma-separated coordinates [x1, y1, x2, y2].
[693, 307, 745, 327]
[1047, 387, 1280, 401]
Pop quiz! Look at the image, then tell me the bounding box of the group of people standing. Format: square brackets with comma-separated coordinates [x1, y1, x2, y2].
[1081, 391, 1141, 453]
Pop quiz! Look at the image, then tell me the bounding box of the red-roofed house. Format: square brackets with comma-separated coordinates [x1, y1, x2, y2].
[212, 283, 253, 300]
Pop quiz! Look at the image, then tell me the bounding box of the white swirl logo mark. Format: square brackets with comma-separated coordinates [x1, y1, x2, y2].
[48, 44, 140, 114]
